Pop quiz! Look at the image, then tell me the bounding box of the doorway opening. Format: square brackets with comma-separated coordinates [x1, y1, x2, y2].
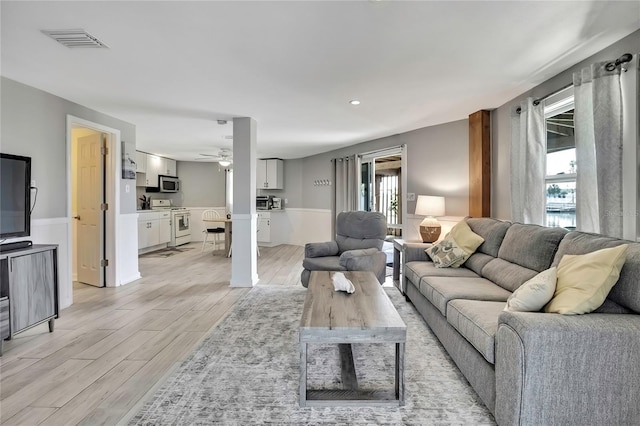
[359, 146, 404, 238]
[67, 115, 120, 294]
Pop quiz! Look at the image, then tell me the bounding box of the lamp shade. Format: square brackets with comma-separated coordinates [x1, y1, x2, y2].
[415, 195, 445, 217]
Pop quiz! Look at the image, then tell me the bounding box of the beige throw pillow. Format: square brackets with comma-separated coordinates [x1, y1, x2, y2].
[425, 220, 484, 268]
[544, 244, 628, 315]
[504, 267, 557, 312]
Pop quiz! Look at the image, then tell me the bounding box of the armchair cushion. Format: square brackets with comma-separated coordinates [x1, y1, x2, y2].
[335, 211, 386, 252]
[339, 247, 382, 268]
[339, 248, 387, 284]
[305, 241, 339, 258]
[302, 256, 345, 272]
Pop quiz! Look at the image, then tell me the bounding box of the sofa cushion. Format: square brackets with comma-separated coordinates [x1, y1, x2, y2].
[466, 217, 512, 258]
[447, 300, 505, 364]
[552, 231, 640, 314]
[404, 261, 479, 287]
[504, 267, 557, 312]
[546, 245, 628, 315]
[498, 223, 567, 272]
[426, 221, 484, 268]
[419, 276, 512, 316]
[464, 252, 495, 276]
[302, 256, 345, 271]
[481, 258, 539, 292]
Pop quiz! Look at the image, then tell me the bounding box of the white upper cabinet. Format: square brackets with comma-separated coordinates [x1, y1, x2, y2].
[145, 154, 163, 187]
[165, 159, 177, 177]
[135, 151, 147, 173]
[256, 159, 284, 189]
[136, 151, 177, 186]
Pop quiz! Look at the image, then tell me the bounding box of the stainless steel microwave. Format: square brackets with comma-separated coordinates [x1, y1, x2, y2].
[158, 175, 180, 193]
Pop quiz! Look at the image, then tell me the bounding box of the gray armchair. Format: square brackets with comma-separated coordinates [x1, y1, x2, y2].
[300, 211, 387, 287]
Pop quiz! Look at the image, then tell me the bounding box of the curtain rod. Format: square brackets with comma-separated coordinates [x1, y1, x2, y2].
[516, 52, 633, 114]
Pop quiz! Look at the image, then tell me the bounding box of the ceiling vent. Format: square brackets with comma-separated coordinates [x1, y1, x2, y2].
[41, 29, 109, 49]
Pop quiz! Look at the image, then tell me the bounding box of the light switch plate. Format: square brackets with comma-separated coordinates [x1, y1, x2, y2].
[407, 193, 416, 201]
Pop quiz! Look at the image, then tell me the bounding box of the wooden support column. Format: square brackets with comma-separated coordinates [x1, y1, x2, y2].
[469, 110, 491, 217]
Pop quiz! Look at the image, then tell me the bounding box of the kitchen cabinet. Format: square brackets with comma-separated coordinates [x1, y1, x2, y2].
[165, 159, 177, 176]
[135, 151, 147, 173]
[145, 154, 163, 187]
[138, 211, 171, 250]
[0, 245, 59, 339]
[158, 216, 171, 244]
[136, 153, 177, 187]
[257, 212, 271, 243]
[256, 159, 283, 189]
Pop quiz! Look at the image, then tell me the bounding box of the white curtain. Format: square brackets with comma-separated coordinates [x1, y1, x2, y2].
[510, 97, 546, 225]
[573, 61, 623, 237]
[332, 155, 358, 234]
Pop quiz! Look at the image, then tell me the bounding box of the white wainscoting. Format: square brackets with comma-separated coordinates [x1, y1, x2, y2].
[276, 208, 332, 246]
[9, 218, 73, 310]
[118, 213, 141, 286]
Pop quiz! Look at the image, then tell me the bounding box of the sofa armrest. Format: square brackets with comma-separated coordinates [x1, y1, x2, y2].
[305, 241, 339, 258]
[339, 248, 387, 283]
[403, 243, 433, 263]
[495, 311, 640, 426]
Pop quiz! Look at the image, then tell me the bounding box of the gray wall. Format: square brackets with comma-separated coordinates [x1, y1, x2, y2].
[257, 158, 304, 208]
[170, 161, 226, 207]
[1, 77, 137, 217]
[492, 29, 640, 220]
[296, 120, 470, 217]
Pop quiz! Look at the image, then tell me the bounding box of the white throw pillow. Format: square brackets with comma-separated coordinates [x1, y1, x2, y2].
[504, 267, 557, 312]
[545, 244, 628, 315]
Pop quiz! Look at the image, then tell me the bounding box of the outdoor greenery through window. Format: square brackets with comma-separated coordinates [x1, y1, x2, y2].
[545, 93, 575, 229]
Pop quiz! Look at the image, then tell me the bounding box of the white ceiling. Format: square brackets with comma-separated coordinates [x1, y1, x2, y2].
[2, 1, 639, 161]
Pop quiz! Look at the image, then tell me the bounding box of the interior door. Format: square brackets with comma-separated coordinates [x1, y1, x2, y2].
[76, 133, 105, 287]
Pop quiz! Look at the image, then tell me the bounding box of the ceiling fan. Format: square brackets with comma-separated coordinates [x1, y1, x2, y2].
[196, 148, 232, 167]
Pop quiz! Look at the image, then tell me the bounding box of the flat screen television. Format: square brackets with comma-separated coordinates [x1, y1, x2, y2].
[0, 153, 32, 239]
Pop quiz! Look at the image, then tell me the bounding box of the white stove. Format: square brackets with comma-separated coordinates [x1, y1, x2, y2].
[150, 200, 191, 246]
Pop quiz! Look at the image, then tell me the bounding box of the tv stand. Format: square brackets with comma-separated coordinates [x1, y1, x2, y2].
[0, 244, 58, 343]
[0, 240, 33, 253]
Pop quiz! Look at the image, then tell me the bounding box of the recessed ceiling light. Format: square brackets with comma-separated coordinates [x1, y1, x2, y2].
[349, 100, 361, 105]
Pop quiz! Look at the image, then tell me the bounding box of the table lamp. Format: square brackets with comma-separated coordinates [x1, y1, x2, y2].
[415, 195, 445, 243]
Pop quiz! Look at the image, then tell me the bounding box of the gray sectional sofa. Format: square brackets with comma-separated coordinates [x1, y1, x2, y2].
[402, 217, 640, 426]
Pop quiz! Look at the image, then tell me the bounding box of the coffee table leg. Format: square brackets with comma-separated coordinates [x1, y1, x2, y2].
[300, 342, 307, 407]
[396, 342, 406, 406]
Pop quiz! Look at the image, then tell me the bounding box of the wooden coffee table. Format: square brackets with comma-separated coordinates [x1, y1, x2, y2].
[299, 270, 407, 407]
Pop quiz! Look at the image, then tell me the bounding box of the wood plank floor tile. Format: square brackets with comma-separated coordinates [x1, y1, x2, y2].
[1, 406, 58, 426]
[0, 243, 304, 425]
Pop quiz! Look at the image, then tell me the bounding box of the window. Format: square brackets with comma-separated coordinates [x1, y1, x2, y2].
[545, 90, 575, 229]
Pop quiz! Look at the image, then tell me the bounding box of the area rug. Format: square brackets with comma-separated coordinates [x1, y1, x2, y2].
[129, 286, 495, 425]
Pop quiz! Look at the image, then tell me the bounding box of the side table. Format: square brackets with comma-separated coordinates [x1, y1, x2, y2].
[392, 239, 423, 294]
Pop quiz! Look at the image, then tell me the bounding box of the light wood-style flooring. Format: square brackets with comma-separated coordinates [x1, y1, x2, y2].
[0, 243, 304, 425]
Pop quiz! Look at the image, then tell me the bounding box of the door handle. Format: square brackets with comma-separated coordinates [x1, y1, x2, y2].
[73, 215, 81, 220]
